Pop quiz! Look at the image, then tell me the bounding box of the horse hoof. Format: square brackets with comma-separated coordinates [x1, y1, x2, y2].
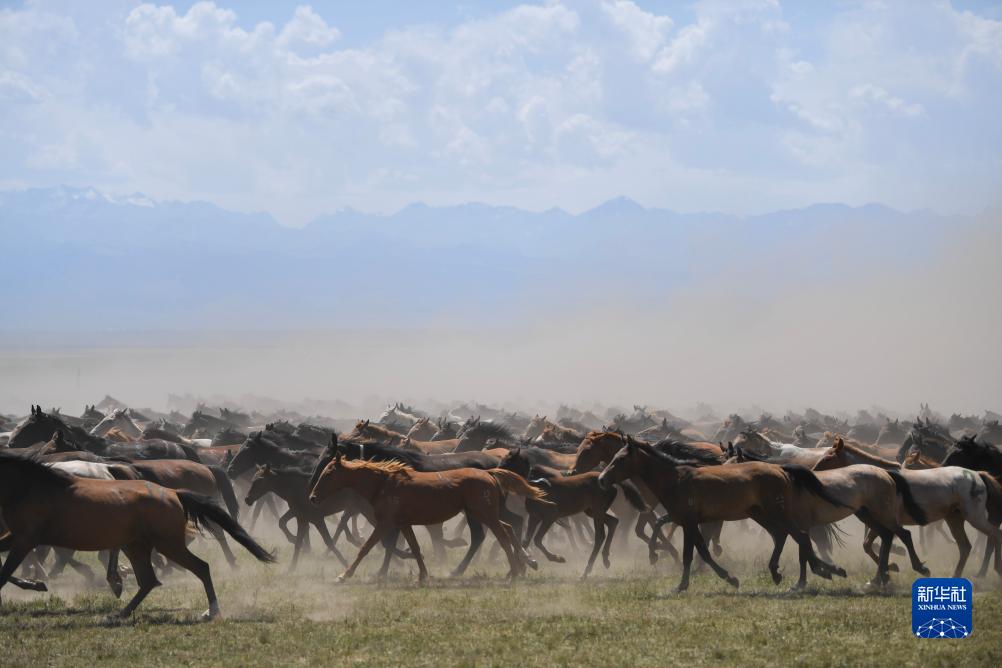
[336, 574, 348, 583]
[526, 558, 539, 571]
[727, 576, 740, 589]
[713, 544, 723, 556]
[201, 606, 222, 621]
[551, 555, 566, 564]
[771, 571, 783, 585]
[919, 565, 931, 577]
[672, 585, 688, 594]
[833, 567, 847, 579]
[602, 557, 611, 569]
[888, 562, 900, 573]
[110, 580, 123, 599]
[788, 583, 805, 593]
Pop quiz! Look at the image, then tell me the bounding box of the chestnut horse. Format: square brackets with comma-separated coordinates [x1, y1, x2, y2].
[309, 450, 548, 582]
[0, 451, 274, 619]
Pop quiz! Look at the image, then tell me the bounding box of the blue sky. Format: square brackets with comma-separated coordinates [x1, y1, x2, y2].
[1, 1, 1001, 225]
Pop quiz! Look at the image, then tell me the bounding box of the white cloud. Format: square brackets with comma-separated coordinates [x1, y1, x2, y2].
[601, 0, 672, 61]
[0, 1, 1000, 223]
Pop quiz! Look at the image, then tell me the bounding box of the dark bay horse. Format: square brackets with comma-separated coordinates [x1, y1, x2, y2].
[0, 451, 275, 618]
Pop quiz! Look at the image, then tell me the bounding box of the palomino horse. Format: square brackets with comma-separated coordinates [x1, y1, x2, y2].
[813, 438, 1002, 578]
[0, 451, 275, 618]
[598, 437, 846, 592]
[309, 450, 547, 582]
[497, 448, 646, 578]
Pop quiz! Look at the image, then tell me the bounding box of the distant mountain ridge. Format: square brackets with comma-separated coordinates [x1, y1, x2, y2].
[0, 185, 966, 331]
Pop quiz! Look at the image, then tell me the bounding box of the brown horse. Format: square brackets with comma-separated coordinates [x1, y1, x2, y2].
[497, 448, 646, 578]
[406, 417, 438, 441]
[350, 420, 458, 454]
[309, 450, 548, 581]
[571, 431, 725, 562]
[598, 437, 846, 592]
[536, 421, 584, 445]
[0, 451, 274, 618]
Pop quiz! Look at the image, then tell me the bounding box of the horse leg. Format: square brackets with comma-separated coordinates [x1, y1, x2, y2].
[106, 548, 124, 598]
[810, 525, 833, 563]
[975, 525, 997, 578]
[315, 516, 348, 567]
[582, 510, 606, 579]
[601, 513, 618, 569]
[945, 514, 972, 578]
[0, 543, 35, 603]
[893, 527, 930, 576]
[691, 523, 738, 588]
[450, 515, 485, 577]
[343, 525, 391, 582]
[522, 513, 540, 549]
[674, 525, 695, 593]
[400, 527, 429, 582]
[160, 545, 219, 621]
[649, 514, 679, 565]
[635, 510, 654, 543]
[206, 523, 238, 568]
[499, 505, 524, 547]
[277, 508, 297, 545]
[479, 518, 521, 579]
[706, 521, 724, 556]
[117, 543, 161, 618]
[423, 524, 448, 562]
[765, 528, 787, 585]
[533, 518, 565, 563]
[289, 517, 307, 572]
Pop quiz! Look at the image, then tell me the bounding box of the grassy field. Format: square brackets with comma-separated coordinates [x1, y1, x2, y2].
[2, 525, 1001, 667]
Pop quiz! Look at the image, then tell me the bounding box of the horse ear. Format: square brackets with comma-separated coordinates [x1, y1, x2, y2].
[54, 430, 64, 444]
[334, 446, 342, 465]
[834, 438, 844, 451]
[330, 433, 338, 447]
[364, 419, 370, 427]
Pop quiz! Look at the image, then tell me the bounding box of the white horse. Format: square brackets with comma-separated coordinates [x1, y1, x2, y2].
[813, 439, 1002, 578]
[377, 404, 423, 428]
[732, 429, 828, 468]
[47, 460, 133, 480]
[89, 408, 143, 439]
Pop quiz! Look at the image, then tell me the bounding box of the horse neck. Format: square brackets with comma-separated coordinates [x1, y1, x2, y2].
[846, 446, 898, 470]
[340, 466, 391, 501]
[635, 449, 677, 490]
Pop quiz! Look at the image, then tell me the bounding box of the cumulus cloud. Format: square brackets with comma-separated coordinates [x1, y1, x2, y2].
[0, 1, 1000, 223]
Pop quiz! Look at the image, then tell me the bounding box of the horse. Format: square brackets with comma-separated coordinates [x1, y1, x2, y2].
[875, 419, 909, 447]
[405, 417, 437, 441]
[430, 417, 458, 441]
[377, 403, 425, 429]
[7, 406, 108, 452]
[897, 420, 955, 463]
[90, 409, 143, 439]
[182, 410, 237, 439]
[309, 450, 546, 582]
[0, 451, 275, 618]
[942, 435, 1002, 575]
[731, 429, 828, 468]
[245, 465, 348, 570]
[813, 438, 1002, 578]
[497, 448, 646, 578]
[535, 422, 584, 445]
[598, 436, 845, 592]
[453, 421, 517, 452]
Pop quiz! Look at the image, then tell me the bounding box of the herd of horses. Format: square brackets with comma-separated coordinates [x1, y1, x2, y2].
[2, 399, 1002, 620]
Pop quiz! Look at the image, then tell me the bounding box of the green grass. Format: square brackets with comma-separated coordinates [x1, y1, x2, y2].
[2, 534, 1002, 666]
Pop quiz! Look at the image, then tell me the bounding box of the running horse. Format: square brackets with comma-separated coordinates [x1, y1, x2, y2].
[309, 448, 548, 582]
[0, 451, 275, 619]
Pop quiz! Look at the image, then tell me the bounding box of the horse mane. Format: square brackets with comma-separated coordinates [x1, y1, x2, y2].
[948, 437, 1002, 469]
[0, 450, 74, 487]
[263, 464, 314, 477]
[342, 458, 414, 477]
[632, 439, 701, 468]
[654, 439, 725, 466]
[465, 421, 513, 442]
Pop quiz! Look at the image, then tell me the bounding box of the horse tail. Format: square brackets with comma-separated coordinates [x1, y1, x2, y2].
[824, 521, 848, 550]
[487, 468, 551, 502]
[886, 469, 928, 525]
[616, 480, 648, 511]
[208, 464, 240, 520]
[782, 465, 849, 508]
[176, 491, 275, 563]
[978, 472, 1002, 524]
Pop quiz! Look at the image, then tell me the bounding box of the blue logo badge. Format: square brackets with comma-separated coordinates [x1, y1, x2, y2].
[912, 578, 972, 638]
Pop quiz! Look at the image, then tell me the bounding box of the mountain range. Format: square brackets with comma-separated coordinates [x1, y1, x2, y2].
[0, 186, 969, 332]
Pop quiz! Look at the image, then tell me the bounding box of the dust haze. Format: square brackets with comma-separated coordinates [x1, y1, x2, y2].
[1, 212, 999, 419]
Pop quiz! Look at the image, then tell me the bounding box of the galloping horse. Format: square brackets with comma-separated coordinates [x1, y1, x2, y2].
[309, 449, 546, 582]
[0, 451, 275, 618]
[598, 437, 846, 592]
